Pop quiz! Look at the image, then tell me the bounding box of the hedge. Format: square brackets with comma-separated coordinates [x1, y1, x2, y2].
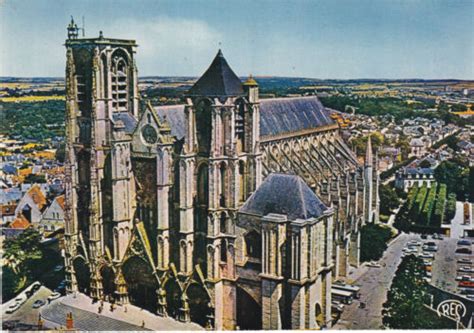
[433, 184, 447, 226]
[412, 184, 428, 219]
[420, 183, 437, 225]
[446, 193, 457, 221]
[406, 185, 419, 211]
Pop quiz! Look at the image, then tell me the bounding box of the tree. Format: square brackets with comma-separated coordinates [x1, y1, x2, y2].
[360, 224, 393, 262]
[3, 228, 43, 280]
[379, 184, 400, 215]
[55, 143, 66, 163]
[382, 255, 454, 329]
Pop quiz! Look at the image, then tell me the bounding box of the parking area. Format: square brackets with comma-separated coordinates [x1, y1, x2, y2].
[2, 285, 56, 330]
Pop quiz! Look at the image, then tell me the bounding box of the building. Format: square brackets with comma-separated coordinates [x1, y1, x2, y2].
[395, 167, 435, 191]
[14, 184, 47, 224]
[40, 195, 65, 233]
[63, 21, 379, 330]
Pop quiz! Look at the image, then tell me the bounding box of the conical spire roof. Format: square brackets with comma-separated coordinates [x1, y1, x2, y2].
[188, 50, 244, 97]
[365, 135, 373, 167]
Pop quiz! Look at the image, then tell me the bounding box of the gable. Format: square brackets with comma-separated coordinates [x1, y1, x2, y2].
[131, 102, 174, 155]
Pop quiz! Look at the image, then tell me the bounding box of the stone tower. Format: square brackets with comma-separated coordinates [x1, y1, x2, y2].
[177, 50, 262, 328]
[63, 18, 139, 299]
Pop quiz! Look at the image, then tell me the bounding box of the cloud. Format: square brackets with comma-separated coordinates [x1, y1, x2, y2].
[109, 17, 223, 76]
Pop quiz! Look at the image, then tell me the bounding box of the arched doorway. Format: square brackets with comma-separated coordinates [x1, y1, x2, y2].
[122, 256, 157, 313]
[164, 277, 181, 318]
[315, 303, 324, 329]
[73, 257, 90, 294]
[237, 287, 262, 330]
[100, 266, 115, 299]
[187, 283, 211, 327]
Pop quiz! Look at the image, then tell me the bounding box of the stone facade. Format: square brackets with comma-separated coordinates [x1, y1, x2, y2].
[63, 20, 379, 330]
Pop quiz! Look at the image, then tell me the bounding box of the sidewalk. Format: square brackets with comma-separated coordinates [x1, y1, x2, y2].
[42, 292, 203, 331]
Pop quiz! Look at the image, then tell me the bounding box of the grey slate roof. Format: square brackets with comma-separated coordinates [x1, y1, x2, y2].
[188, 50, 244, 97]
[155, 105, 187, 140]
[259, 96, 335, 138]
[240, 173, 329, 221]
[405, 167, 434, 175]
[112, 112, 137, 134]
[149, 96, 335, 141]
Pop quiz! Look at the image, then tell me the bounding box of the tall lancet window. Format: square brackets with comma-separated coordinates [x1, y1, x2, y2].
[235, 102, 245, 153]
[111, 50, 129, 112]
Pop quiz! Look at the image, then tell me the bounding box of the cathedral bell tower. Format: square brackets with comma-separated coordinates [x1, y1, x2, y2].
[177, 50, 261, 329]
[64, 17, 138, 298]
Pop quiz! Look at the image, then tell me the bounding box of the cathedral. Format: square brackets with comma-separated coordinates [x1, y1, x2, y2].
[63, 20, 379, 330]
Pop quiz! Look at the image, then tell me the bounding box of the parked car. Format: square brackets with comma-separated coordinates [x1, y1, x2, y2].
[32, 300, 46, 308]
[458, 266, 474, 273]
[457, 258, 472, 264]
[423, 246, 438, 252]
[457, 240, 472, 246]
[47, 292, 61, 302]
[420, 253, 435, 259]
[421, 234, 428, 239]
[5, 302, 21, 314]
[367, 261, 382, 268]
[433, 234, 444, 240]
[456, 247, 473, 255]
[456, 275, 473, 281]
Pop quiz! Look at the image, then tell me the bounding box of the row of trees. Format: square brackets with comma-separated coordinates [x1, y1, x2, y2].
[0, 100, 65, 141]
[435, 160, 474, 202]
[394, 182, 454, 232]
[382, 255, 455, 329]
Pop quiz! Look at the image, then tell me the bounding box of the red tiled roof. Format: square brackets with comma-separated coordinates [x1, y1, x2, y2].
[10, 214, 31, 229]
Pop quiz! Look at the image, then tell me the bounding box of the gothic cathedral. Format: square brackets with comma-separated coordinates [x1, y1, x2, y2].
[64, 21, 379, 330]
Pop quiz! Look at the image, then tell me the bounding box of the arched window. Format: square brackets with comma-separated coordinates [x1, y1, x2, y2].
[195, 100, 212, 156]
[220, 212, 227, 234]
[220, 239, 227, 263]
[111, 50, 129, 112]
[245, 230, 261, 259]
[238, 160, 246, 203]
[220, 162, 226, 207]
[235, 102, 245, 153]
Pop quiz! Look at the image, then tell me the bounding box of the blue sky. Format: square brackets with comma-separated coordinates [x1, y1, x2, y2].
[0, 0, 473, 79]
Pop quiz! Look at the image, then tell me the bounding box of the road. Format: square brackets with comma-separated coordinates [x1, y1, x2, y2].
[332, 232, 421, 330]
[2, 286, 54, 330]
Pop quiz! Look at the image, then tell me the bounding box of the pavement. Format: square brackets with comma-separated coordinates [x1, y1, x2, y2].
[442, 201, 473, 239]
[332, 232, 421, 330]
[40, 292, 204, 331]
[2, 285, 55, 330]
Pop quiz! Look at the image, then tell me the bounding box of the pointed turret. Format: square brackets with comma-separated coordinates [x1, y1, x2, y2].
[365, 135, 373, 167]
[188, 49, 244, 97]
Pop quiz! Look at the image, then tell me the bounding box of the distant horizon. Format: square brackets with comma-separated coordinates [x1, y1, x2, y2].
[1, 76, 473, 82]
[1, 0, 472, 79]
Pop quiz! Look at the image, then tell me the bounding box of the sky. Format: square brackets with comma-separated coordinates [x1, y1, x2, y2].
[0, 0, 473, 79]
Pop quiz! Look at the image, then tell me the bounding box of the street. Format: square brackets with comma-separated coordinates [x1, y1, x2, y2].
[332, 233, 421, 330]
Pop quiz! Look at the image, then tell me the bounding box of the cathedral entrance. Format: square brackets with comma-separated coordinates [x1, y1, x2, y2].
[100, 265, 115, 300]
[187, 283, 211, 327]
[236, 286, 262, 330]
[164, 278, 181, 318]
[73, 257, 90, 294]
[122, 256, 157, 313]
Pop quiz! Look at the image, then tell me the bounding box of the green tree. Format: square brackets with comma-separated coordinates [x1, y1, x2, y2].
[360, 224, 393, 262]
[382, 255, 453, 329]
[379, 184, 400, 215]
